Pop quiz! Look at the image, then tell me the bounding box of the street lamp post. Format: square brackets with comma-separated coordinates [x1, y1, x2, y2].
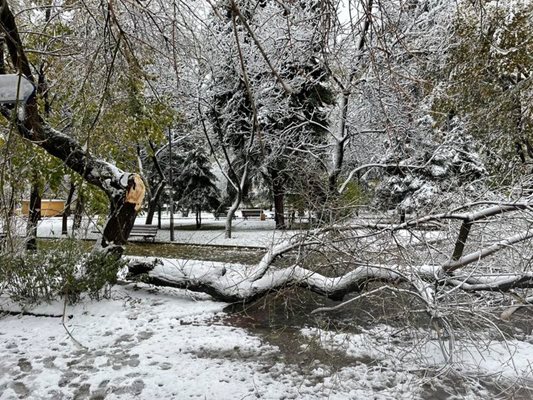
[0, 73, 36, 247]
[168, 127, 175, 241]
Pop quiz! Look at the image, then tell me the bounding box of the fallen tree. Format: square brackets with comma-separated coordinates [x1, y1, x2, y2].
[127, 201, 533, 321]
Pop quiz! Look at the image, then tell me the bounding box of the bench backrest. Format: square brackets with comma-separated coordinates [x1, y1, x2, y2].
[131, 225, 158, 233]
[242, 209, 262, 216]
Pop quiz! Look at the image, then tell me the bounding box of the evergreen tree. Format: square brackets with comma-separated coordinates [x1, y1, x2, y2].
[176, 149, 220, 229]
[375, 117, 486, 215]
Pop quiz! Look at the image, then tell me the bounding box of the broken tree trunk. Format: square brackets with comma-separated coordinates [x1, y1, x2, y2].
[0, 0, 145, 257]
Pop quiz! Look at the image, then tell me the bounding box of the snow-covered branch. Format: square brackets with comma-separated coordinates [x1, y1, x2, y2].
[443, 230, 533, 273]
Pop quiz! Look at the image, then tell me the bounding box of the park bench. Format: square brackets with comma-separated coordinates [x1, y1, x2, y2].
[128, 225, 158, 242]
[91, 225, 158, 241]
[214, 212, 226, 220]
[213, 210, 236, 220]
[241, 209, 264, 220]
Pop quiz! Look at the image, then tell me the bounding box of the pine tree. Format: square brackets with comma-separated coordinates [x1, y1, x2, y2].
[177, 149, 220, 229]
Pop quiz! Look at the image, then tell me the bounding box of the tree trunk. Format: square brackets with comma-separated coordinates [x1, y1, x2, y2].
[98, 175, 144, 256]
[145, 180, 165, 225]
[62, 182, 76, 235]
[26, 179, 41, 251]
[72, 191, 84, 231]
[328, 0, 373, 192]
[271, 169, 285, 230]
[225, 167, 248, 239]
[273, 190, 285, 229]
[145, 140, 167, 225]
[225, 191, 241, 239]
[328, 93, 347, 192]
[196, 205, 201, 229]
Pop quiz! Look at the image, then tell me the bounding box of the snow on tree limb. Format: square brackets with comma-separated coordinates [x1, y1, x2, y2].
[0, 0, 125, 192]
[338, 163, 425, 194]
[443, 230, 533, 273]
[127, 245, 533, 306]
[127, 257, 414, 303]
[126, 198, 533, 305]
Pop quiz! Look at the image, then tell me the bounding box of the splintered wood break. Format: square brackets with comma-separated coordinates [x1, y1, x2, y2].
[126, 174, 145, 212]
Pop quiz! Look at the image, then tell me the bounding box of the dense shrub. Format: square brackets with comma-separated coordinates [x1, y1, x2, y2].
[0, 239, 124, 305]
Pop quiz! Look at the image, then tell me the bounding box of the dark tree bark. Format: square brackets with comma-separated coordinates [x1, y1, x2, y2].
[145, 141, 166, 225]
[273, 189, 285, 229]
[72, 191, 83, 231]
[0, 1, 145, 257]
[26, 179, 41, 251]
[145, 180, 165, 225]
[195, 205, 201, 229]
[451, 220, 472, 261]
[100, 176, 144, 255]
[270, 169, 285, 229]
[62, 182, 76, 235]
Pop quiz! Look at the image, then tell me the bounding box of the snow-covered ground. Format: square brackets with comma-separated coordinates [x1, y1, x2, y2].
[3, 281, 526, 400]
[0, 284, 446, 400]
[12, 212, 443, 250]
[302, 325, 533, 384]
[2, 215, 532, 398]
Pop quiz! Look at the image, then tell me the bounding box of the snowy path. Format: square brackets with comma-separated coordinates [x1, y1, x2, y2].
[22, 215, 298, 249]
[0, 285, 290, 399]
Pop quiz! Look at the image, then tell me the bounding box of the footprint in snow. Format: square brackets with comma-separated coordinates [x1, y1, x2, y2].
[17, 358, 32, 372]
[11, 381, 30, 397]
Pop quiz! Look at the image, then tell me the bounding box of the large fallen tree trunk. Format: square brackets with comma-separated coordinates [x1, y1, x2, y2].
[126, 243, 533, 305]
[0, 0, 144, 257]
[127, 202, 533, 320]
